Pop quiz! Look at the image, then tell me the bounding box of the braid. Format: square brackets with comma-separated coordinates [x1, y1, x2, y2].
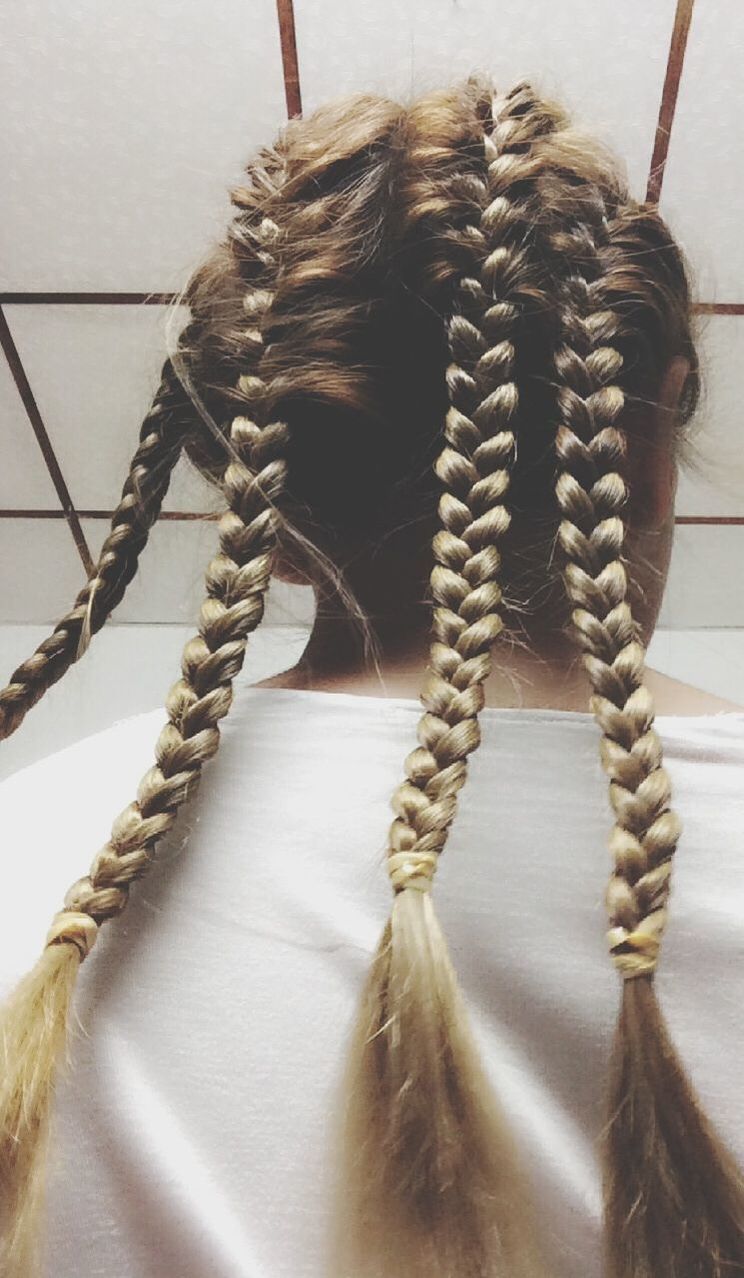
[0, 145, 290, 747]
[1, 78, 739, 1278]
[0, 359, 190, 741]
[0, 97, 413, 1277]
[60, 402, 286, 930]
[390, 83, 563, 886]
[335, 86, 562, 1278]
[553, 233, 673, 979]
[0, 214, 288, 1278]
[550, 182, 744, 1276]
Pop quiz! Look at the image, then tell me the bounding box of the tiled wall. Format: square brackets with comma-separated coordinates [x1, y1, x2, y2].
[1, 1, 742, 629]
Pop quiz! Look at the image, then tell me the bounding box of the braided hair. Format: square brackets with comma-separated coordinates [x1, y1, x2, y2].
[338, 83, 568, 1278]
[537, 141, 744, 1275]
[0, 211, 289, 1278]
[0, 92, 411, 1278]
[1, 79, 742, 1278]
[0, 357, 193, 740]
[0, 146, 289, 744]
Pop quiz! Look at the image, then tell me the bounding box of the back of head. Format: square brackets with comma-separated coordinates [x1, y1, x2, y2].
[2, 76, 742, 1278]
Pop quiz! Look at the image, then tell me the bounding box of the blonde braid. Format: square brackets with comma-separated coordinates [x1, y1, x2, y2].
[550, 193, 744, 1277]
[335, 87, 560, 1278]
[388, 110, 535, 891]
[0, 360, 191, 741]
[0, 147, 289, 748]
[0, 215, 289, 1278]
[59, 403, 286, 936]
[553, 254, 677, 978]
[387, 79, 565, 891]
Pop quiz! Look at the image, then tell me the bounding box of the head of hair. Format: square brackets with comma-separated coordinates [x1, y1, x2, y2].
[2, 75, 742, 1278]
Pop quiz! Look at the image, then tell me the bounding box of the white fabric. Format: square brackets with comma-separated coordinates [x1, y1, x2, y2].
[1, 686, 744, 1278]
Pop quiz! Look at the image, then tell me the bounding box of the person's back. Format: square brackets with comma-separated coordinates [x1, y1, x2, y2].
[1, 77, 743, 1278]
[1, 689, 744, 1277]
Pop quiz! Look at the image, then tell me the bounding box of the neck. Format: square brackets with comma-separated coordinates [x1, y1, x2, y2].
[273, 567, 596, 711]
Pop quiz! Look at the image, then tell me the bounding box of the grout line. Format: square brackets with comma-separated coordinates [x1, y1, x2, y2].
[0, 511, 741, 526]
[646, 0, 695, 203]
[674, 516, 744, 526]
[275, 0, 303, 119]
[0, 510, 75, 519]
[0, 292, 176, 306]
[80, 510, 220, 521]
[0, 307, 94, 575]
[1, 295, 742, 312]
[694, 303, 744, 316]
[0, 510, 220, 520]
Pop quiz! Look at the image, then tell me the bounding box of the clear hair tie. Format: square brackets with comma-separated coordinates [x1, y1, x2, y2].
[45, 910, 99, 961]
[387, 850, 438, 893]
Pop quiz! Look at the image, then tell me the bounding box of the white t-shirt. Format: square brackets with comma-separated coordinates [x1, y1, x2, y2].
[1, 686, 743, 1278]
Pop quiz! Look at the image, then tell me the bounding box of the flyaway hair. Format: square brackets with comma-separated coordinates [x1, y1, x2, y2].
[1, 76, 743, 1278]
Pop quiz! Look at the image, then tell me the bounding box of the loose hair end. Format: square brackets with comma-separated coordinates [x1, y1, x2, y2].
[332, 888, 546, 1278]
[0, 942, 82, 1278]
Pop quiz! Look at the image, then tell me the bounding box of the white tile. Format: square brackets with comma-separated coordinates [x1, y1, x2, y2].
[659, 525, 744, 629]
[82, 517, 221, 624]
[167, 456, 222, 515]
[6, 304, 219, 513]
[660, 0, 744, 302]
[0, 519, 85, 622]
[0, 623, 311, 781]
[264, 579, 315, 628]
[295, 0, 678, 197]
[0, 354, 60, 508]
[648, 628, 744, 708]
[82, 518, 316, 626]
[0, 0, 286, 290]
[677, 315, 744, 518]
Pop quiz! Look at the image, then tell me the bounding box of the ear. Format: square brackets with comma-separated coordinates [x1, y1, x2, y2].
[628, 356, 691, 529]
[657, 355, 691, 422]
